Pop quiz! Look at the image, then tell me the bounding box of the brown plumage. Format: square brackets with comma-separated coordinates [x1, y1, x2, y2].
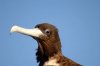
[11, 23, 82, 66]
[35, 23, 81, 66]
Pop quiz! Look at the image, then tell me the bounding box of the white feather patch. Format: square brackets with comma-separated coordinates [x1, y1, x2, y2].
[44, 58, 60, 66]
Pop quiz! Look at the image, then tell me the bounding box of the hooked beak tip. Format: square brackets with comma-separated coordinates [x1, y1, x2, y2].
[10, 25, 18, 32]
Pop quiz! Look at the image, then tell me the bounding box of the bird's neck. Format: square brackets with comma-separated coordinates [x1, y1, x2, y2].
[36, 40, 62, 66]
[43, 53, 63, 66]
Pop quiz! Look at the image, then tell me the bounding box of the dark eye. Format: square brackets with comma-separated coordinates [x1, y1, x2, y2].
[45, 29, 50, 34]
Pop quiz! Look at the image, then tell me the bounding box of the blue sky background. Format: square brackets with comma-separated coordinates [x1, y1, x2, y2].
[0, 0, 100, 66]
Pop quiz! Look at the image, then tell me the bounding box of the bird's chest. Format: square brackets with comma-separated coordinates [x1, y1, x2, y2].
[43, 58, 60, 66]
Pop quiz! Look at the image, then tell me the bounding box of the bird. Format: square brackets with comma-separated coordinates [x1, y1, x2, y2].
[10, 23, 82, 66]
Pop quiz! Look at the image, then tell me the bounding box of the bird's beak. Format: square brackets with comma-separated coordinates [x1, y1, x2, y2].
[10, 25, 44, 38]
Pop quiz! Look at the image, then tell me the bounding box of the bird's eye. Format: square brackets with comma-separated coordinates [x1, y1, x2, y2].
[45, 29, 50, 35]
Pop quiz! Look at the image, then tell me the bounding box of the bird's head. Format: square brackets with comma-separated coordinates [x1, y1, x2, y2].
[11, 23, 60, 43]
[34, 23, 60, 42]
[11, 23, 61, 55]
